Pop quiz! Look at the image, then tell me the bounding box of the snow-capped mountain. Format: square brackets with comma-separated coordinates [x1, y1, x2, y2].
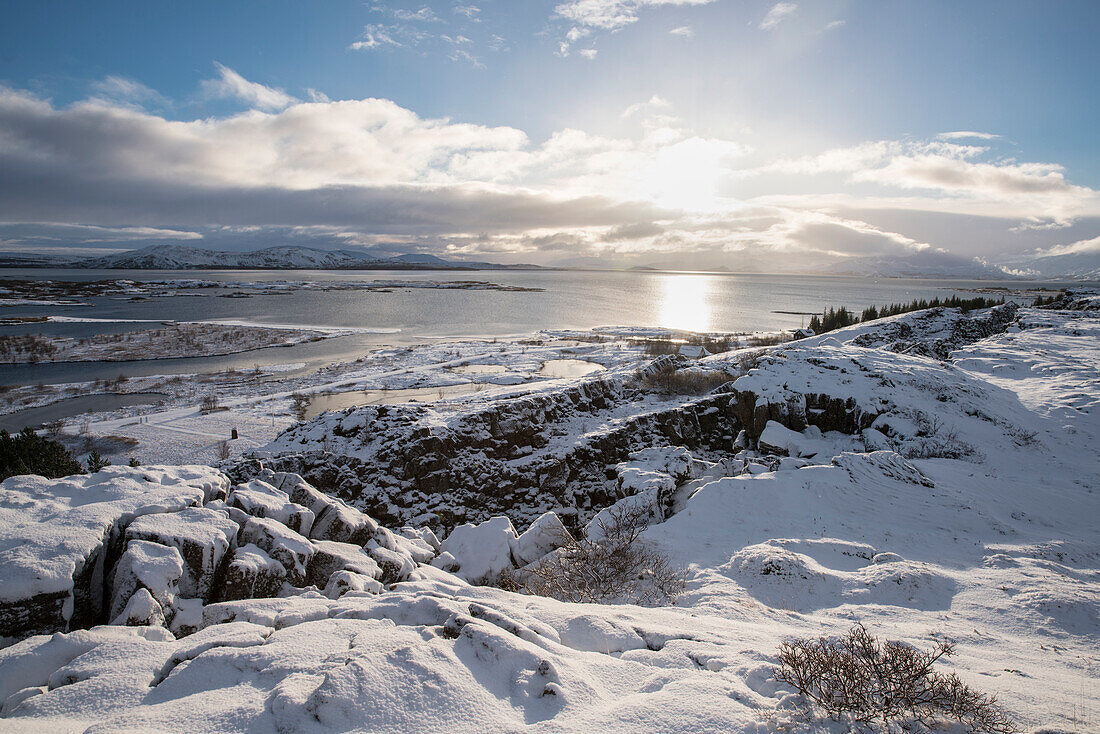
[1015, 249, 1100, 281]
[823, 251, 1020, 280]
[69, 245, 536, 271]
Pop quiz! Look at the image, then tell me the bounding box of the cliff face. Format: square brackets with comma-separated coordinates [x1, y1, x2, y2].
[249, 378, 741, 532]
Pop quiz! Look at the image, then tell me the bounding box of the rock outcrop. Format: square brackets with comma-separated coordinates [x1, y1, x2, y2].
[248, 376, 740, 532]
[0, 467, 426, 641]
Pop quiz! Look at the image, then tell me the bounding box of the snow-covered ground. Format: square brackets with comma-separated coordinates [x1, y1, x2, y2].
[9, 329, 773, 466]
[0, 322, 360, 364]
[0, 303, 1096, 733]
[0, 277, 543, 304]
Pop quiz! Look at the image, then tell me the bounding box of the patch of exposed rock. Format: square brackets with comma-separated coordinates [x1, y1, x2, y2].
[246, 377, 741, 532]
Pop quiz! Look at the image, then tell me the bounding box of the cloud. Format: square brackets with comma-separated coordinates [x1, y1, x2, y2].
[578, 49, 599, 59]
[199, 63, 297, 111]
[391, 7, 441, 22]
[760, 2, 797, 30]
[622, 95, 670, 118]
[454, 5, 481, 19]
[554, 0, 716, 31]
[553, 0, 716, 54]
[449, 48, 486, 68]
[823, 19, 845, 31]
[0, 222, 203, 244]
[937, 130, 1001, 141]
[754, 139, 1097, 227]
[1030, 234, 1100, 258]
[669, 25, 693, 37]
[0, 82, 1095, 269]
[87, 76, 168, 109]
[349, 24, 408, 50]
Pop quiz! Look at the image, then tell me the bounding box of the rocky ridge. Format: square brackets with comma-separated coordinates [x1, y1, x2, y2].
[248, 304, 1025, 531]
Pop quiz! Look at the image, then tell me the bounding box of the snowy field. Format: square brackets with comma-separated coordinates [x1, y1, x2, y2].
[0, 300, 1096, 733]
[7, 328, 777, 466]
[0, 321, 362, 364]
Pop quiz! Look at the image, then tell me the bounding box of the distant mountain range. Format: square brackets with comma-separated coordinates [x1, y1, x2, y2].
[1, 243, 1097, 280]
[1014, 249, 1100, 281]
[0, 245, 544, 271]
[821, 251, 1022, 280]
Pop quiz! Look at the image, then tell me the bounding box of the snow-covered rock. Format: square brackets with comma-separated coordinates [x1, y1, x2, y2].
[0, 466, 227, 637]
[110, 588, 166, 628]
[323, 570, 384, 599]
[307, 540, 382, 588]
[228, 480, 315, 535]
[308, 498, 379, 545]
[125, 506, 239, 601]
[435, 516, 519, 584]
[107, 540, 184, 623]
[512, 512, 572, 567]
[220, 544, 286, 602]
[237, 517, 314, 586]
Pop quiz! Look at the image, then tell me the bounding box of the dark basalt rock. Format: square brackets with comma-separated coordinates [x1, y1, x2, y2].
[247, 377, 742, 533]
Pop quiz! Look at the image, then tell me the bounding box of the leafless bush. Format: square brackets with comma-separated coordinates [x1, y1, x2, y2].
[200, 393, 220, 414]
[901, 412, 978, 460]
[42, 419, 66, 438]
[290, 392, 309, 421]
[775, 624, 1016, 733]
[215, 440, 231, 460]
[637, 364, 732, 395]
[522, 503, 686, 606]
[743, 333, 791, 348]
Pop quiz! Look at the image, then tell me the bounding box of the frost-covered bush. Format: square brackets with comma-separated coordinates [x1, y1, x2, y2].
[775, 624, 1016, 733]
[900, 413, 978, 461]
[636, 362, 732, 395]
[523, 503, 686, 606]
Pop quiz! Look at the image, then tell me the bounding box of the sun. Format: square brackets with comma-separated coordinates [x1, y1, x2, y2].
[639, 139, 725, 212]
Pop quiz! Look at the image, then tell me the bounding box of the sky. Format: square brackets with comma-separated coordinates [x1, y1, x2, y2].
[0, 0, 1098, 270]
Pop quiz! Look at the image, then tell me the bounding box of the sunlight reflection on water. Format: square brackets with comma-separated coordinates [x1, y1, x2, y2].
[657, 274, 713, 332]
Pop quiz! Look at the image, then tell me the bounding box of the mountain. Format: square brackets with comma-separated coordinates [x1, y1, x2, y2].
[1015, 249, 1100, 281]
[65, 245, 542, 271]
[823, 251, 1021, 280]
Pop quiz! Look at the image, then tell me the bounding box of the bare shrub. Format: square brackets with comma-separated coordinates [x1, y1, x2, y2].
[200, 393, 220, 414]
[637, 363, 732, 395]
[744, 332, 791, 348]
[290, 392, 309, 421]
[775, 624, 1016, 733]
[215, 440, 231, 460]
[901, 412, 978, 460]
[522, 502, 686, 606]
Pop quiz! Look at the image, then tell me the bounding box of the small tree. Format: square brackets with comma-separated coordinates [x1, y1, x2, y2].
[85, 449, 111, 473]
[200, 393, 220, 414]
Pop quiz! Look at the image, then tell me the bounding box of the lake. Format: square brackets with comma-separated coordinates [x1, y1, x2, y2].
[0, 267, 1076, 386]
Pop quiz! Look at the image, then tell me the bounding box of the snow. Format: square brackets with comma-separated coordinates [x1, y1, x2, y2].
[435, 516, 519, 584]
[0, 322, 352, 364]
[0, 466, 227, 633]
[107, 540, 183, 622]
[0, 302, 1097, 732]
[512, 512, 572, 567]
[125, 507, 238, 601]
